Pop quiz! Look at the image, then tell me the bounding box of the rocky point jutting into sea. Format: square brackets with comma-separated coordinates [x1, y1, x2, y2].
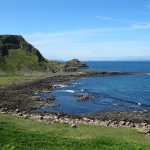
[0, 71, 150, 135]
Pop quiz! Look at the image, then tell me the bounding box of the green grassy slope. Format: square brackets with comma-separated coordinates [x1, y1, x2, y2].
[0, 35, 49, 72]
[0, 114, 150, 150]
[1, 49, 47, 71]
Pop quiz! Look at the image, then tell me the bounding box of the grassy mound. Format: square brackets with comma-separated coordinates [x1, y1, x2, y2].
[64, 59, 88, 68]
[0, 114, 150, 150]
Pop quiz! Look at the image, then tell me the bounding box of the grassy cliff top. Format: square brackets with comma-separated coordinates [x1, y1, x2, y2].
[0, 113, 150, 150]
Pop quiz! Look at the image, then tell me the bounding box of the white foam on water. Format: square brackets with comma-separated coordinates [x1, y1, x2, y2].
[81, 89, 84, 92]
[62, 90, 76, 93]
[60, 85, 67, 88]
[74, 83, 82, 85]
[53, 84, 67, 88]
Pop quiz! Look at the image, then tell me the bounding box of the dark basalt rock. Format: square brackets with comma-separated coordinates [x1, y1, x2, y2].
[0, 71, 149, 126]
[64, 59, 88, 68]
[45, 96, 55, 101]
[77, 95, 95, 101]
[75, 94, 84, 98]
[78, 96, 90, 101]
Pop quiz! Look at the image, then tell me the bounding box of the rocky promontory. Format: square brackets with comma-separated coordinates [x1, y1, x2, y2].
[0, 71, 150, 135]
[64, 59, 88, 68]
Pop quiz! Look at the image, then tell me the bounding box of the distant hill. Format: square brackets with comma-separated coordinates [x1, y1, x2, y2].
[0, 35, 50, 72]
[64, 59, 88, 68]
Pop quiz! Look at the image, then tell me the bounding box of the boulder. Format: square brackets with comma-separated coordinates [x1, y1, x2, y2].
[71, 124, 77, 128]
[41, 90, 51, 93]
[75, 94, 84, 98]
[30, 96, 41, 100]
[119, 121, 126, 126]
[15, 108, 20, 113]
[112, 103, 122, 106]
[45, 96, 55, 101]
[47, 103, 60, 107]
[78, 96, 90, 101]
[142, 110, 148, 113]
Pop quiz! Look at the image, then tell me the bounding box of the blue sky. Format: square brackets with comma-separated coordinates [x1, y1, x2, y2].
[0, 0, 150, 60]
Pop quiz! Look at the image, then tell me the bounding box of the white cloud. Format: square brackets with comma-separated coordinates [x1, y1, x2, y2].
[96, 16, 113, 21]
[24, 28, 123, 46]
[24, 35, 150, 60]
[96, 16, 150, 30]
[24, 25, 149, 48]
[24, 27, 150, 60]
[25, 28, 117, 39]
[131, 23, 150, 29]
[96, 16, 137, 24]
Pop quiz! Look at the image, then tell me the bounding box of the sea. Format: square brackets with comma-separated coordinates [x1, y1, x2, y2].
[36, 61, 150, 114]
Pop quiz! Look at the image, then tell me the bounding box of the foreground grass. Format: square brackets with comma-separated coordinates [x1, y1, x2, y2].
[0, 114, 150, 150]
[0, 71, 79, 85]
[0, 74, 37, 85]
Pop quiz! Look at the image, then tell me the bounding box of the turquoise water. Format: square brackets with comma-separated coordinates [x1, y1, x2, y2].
[37, 61, 150, 114]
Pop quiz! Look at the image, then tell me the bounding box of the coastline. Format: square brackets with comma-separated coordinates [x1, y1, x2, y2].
[0, 71, 150, 134]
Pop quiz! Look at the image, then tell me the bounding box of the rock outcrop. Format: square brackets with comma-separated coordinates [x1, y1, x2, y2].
[61, 59, 88, 72]
[0, 35, 49, 71]
[0, 35, 44, 61]
[64, 59, 88, 69]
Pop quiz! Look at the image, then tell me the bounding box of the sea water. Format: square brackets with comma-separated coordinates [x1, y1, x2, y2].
[36, 61, 150, 114]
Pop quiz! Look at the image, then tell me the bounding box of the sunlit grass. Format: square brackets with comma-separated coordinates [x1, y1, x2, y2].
[0, 114, 150, 150]
[0, 74, 36, 85]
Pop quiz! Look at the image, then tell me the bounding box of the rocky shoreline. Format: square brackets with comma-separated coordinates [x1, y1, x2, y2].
[0, 109, 150, 135]
[0, 71, 150, 135]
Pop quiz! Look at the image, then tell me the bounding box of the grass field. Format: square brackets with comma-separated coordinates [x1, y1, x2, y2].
[0, 74, 36, 85]
[0, 71, 82, 85]
[0, 114, 150, 150]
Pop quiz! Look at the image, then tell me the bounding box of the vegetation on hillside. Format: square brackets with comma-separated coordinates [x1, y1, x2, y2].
[0, 35, 49, 72]
[0, 49, 48, 71]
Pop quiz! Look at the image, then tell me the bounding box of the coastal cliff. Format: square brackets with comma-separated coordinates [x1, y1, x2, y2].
[0, 35, 50, 72]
